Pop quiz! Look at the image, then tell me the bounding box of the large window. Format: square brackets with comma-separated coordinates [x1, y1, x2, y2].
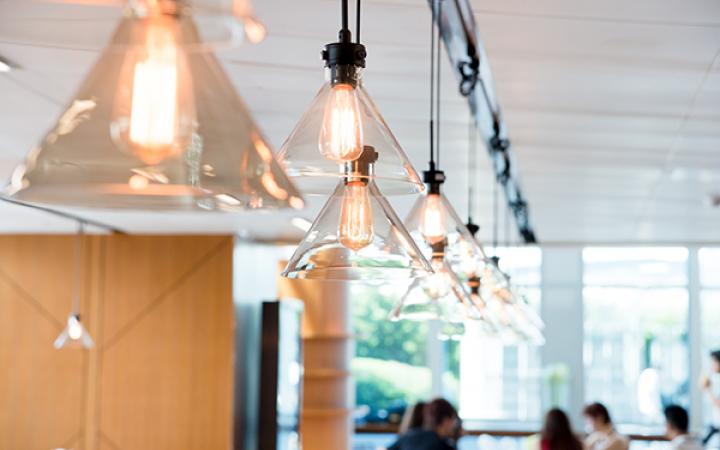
[352, 283, 431, 420]
[583, 247, 689, 426]
[699, 248, 720, 426]
[456, 247, 543, 423]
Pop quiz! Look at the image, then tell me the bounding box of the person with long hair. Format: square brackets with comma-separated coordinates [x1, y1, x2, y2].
[582, 402, 628, 450]
[387, 398, 458, 450]
[540, 408, 584, 450]
[398, 401, 427, 436]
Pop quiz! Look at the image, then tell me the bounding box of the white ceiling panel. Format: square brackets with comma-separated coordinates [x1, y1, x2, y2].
[0, 0, 717, 244]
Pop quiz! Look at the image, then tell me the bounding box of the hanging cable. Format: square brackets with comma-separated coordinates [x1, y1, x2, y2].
[492, 177, 498, 254]
[71, 221, 85, 314]
[504, 197, 511, 249]
[428, 0, 436, 167]
[435, 0, 443, 168]
[355, 0, 361, 43]
[341, 0, 349, 34]
[467, 115, 476, 223]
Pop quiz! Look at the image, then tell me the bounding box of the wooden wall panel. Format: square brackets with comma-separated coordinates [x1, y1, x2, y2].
[0, 236, 86, 450]
[0, 235, 234, 450]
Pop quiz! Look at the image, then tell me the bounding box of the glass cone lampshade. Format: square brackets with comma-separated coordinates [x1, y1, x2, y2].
[54, 314, 95, 350]
[405, 191, 492, 279]
[282, 178, 431, 280]
[277, 69, 423, 195]
[388, 258, 474, 323]
[6, 8, 303, 211]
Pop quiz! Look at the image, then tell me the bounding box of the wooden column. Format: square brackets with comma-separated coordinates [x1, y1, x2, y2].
[277, 267, 353, 450]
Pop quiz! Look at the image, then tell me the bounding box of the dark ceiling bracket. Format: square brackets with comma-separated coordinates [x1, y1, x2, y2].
[428, 0, 537, 244]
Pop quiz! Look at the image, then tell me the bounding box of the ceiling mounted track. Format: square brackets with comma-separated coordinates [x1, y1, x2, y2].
[429, 0, 537, 244]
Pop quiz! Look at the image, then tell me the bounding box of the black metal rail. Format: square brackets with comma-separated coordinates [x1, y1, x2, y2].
[429, 0, 537, 243]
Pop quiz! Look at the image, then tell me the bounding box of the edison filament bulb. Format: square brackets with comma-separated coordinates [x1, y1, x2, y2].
[420, 193, 446, 244]
[338, 180, 373, 250]
[111, 12, 196, 164]
[319, 83, 363, 162]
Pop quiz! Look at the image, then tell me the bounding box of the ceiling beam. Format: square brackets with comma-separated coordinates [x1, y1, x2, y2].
[430, 0, 537, 243]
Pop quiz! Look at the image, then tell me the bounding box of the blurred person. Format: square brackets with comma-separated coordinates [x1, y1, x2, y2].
[700, 350, 720, 446]
[540, 408, 584, 450]
[582, 402, 629, 450]
[664, 405, 702, 450]
[398, 401, 427, 436]
[386, 398, 458, 450]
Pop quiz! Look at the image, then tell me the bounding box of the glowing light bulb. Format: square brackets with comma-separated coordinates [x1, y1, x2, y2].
[458, 239, 479, 275]
[423, 259, 450, 299]
[67, 316, 83, 340]
[112, 18, 195, 164]
[338, 180, 373, 250]
[319, 83, 363, 162]
[419, 194, 446, 244]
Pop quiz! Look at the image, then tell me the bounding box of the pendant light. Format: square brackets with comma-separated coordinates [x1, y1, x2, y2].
[276, 0, 423, 195]
[7, 0, 303, 211]
[388, 242, 475, 325]
[404, 0, 482, 276]
[55, 223, 94, 350]
[281, 0, 431, 280]
[282, 146, 431, 280]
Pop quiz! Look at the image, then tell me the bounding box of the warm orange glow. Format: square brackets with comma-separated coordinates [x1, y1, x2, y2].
[319, 83, 363, 162]
[338, 180, 373, 250]
[422, 258, 450, 299]
[419, 194, 446, 244]
[128, 25, 179, 161]
[111, 16, 195, 165]
[232, 0, 267, 43]
[128, 174, 149, 190]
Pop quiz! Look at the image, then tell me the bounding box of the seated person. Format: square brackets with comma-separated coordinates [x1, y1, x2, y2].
[398, 401, 427, 436]
[540, 408, 584, 450]
[664, 405, 702, 450]
[583, 402, 629, 450]
[387, 398, 458, 450]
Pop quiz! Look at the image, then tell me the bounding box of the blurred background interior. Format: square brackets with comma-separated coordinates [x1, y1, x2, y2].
[0, 0, 719, 449]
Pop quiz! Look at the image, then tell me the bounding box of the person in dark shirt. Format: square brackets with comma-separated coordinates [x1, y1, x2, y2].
[387, 398, 458, 450]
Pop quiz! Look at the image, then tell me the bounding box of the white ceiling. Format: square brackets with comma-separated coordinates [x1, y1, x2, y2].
[0, 0, 718, 243]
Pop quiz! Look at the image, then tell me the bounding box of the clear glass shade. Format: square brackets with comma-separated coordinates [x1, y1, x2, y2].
[54, 314, 95, 350]
[282, 180, 431, 280]
[1, 0, 267, 50]
[388, 258, 474, 323]
[405, 192, 501, 288]
[486, 286, 545, 345]
[7, 12, 303, 211]
[277, 70, 424, 196]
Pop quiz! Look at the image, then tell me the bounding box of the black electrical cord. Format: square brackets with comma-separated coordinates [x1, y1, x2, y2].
[341, 0, 349, 33]
[435, 0, 442, 168]
[504, 195, 511, 248]
[492, 176, 498, 253]
[428, 0, 436, 167]
[467, 116, 475, 222]
[356, 0, 361, 44]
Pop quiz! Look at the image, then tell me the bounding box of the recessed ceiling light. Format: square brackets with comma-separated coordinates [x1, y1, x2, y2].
[0, 59, 11, 73]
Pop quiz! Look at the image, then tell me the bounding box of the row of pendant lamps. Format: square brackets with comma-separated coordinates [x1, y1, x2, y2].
[7, 0, 544, 346]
